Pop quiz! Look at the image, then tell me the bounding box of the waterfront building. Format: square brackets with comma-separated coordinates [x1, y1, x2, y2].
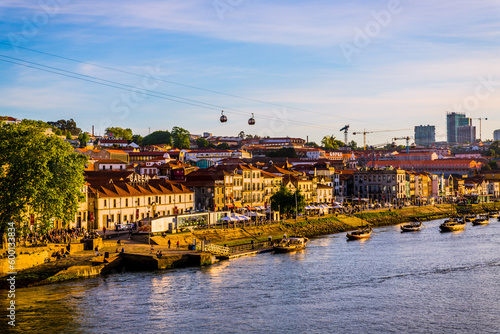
[353, 168, 407, 203]
[282, 174, 315, 203]
[184, 169, 235, 211]
[261, 170, 283, 207]
[86, 172, 194, 230]
[447, 112, 471, 144]
[414, 125, 436, 146]
[316, 183, 334, 203]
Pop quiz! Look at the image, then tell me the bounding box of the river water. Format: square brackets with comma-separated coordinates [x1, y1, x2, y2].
[7, 218, 500, 334]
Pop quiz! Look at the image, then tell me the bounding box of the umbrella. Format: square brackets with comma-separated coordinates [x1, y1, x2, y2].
[220, 216, 237, 222]
[249, 212, 265, 217]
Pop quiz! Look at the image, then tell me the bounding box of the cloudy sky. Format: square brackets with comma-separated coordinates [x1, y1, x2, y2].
[1, 0, 499, 145]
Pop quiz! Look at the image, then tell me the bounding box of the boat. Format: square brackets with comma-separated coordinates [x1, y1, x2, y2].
[400, 221, 422, 232]
[463, 215, 475, 223]
[472, 215, 489, 226]
[488, 212, 499, 219]
[273, 237, 308, 253]
[439, 218, 466, 232]
[346, 226, 372, 240]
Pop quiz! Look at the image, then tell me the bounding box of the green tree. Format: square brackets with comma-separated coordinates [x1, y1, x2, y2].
[0, 123, 87, 234]
[321, 135, 343, 149]
[270, 186, 306, 216]
[267, 147, 297, 158]
[78, 132, 90, 147]
[54, 128, 62, 136]
[238, 131, 245, 139]
[305, 142, 319, 148]
[197, 137, 210, 148]
[105, 127, 133, 141]
[348, 140, 358, 150]
[142, 131, 172, 146]
[216, 143, 230, 150]
[132, 134, 143, 146]
[65, 131, 73, 140]
[47, 118, 81, 136]
[171, 126, 191, 149]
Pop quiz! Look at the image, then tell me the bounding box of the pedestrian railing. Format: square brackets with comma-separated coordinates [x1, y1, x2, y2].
[203, 244, 231, 257]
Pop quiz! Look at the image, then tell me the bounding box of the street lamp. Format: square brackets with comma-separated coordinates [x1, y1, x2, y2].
[148, 201, 156, 248]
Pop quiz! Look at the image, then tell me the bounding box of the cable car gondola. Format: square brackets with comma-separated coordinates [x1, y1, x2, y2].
[248, 113, 255, 125]
[220, 110, 227, 123]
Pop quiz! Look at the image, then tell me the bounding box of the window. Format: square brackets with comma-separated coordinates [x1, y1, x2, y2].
[113, 199, 116, 208]
[125, 199, 128, 207]
[104, 200, 107, 207]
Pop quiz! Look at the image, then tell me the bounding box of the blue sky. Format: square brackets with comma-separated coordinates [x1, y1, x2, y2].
[1, 0, 499, 145]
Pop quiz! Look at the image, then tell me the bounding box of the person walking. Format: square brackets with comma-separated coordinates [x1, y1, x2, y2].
[168, 239, 171, 249]
[176, 240, 180, 249]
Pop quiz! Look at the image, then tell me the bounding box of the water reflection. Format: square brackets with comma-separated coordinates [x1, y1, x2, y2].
[11, 218, 500, 333]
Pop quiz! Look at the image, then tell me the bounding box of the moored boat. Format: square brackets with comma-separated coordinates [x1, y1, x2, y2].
[401, 221, 422, 232]
[273, 237, 308, 253]
[488, 212, 499, 219]
[439, 218, 466, 232]
[472, 215, 489, 226]
[346, 226, 372, 240]
[463, 215, 475, 223]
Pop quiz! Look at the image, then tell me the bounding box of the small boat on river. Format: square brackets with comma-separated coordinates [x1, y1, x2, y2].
[463, 215, 475, 223]
[488, 212, 499, 219]
[472, 215, 489, 226]
[439, 218, 466, 232]
[346, 226, 372, 240]
[273, 237, 308, 253]
[400, 221, 422, 232]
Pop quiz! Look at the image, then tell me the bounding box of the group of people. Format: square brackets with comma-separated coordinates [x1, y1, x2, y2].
[24, 227, 88, 245]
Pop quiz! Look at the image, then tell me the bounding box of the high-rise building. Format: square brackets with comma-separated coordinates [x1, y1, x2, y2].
[457, 125, 476, 144]
[447, 112, 470, 144]
[414, 125, 435, 146]
[494, 129, 500, 141]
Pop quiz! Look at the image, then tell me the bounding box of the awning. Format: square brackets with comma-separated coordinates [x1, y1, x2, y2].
[233, 201, 243, 208]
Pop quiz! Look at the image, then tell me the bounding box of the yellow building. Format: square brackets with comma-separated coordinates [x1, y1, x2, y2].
[88, 175, 194, 230]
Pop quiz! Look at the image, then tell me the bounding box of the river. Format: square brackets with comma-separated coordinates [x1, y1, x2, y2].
[7, 217, 500, 333]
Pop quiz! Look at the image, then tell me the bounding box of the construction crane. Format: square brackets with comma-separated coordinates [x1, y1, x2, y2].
[352, 129, 410, 150]
[472, 117, 488, 142]
[392, 136, 413, 153]
[339, 125, 349, 147]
